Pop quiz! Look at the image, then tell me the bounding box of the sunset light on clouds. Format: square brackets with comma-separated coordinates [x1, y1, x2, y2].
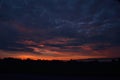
[0, 0, 120, 60]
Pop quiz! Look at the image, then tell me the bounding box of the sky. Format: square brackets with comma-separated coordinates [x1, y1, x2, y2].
[0, 0, 120, 60]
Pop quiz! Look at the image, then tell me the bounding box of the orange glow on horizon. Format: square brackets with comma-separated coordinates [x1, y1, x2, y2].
[8, 54, 106, 61]
[0, 50, 104, 60]
[0, 46, 120, 60]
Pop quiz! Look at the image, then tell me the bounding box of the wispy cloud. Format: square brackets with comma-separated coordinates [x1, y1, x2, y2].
[0, 0, 120, 60]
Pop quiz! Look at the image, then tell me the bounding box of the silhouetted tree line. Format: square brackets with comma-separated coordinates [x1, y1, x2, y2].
[0, 57, 120, 75]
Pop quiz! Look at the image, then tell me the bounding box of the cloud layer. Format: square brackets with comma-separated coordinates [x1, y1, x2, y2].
[0, 0, 120, 60]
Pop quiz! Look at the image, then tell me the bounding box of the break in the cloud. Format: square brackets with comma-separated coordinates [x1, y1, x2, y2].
[0, 0, 120, 60]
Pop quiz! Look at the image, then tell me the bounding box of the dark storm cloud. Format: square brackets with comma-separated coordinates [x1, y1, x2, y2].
[0, 0, 120, 58]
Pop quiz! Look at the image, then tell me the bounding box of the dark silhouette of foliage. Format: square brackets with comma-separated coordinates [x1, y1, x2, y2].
[0, 57, 120, 75]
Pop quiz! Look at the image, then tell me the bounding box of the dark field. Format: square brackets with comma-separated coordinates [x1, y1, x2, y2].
[0, 58, 120, 80]
[0, 74, 120, 80]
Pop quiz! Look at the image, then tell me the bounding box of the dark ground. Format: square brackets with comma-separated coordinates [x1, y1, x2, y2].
[0, 74, 120, 80]
[0, 58, 120, 80]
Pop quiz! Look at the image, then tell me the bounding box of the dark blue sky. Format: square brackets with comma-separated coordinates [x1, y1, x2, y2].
[0, 0, 120, 60]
